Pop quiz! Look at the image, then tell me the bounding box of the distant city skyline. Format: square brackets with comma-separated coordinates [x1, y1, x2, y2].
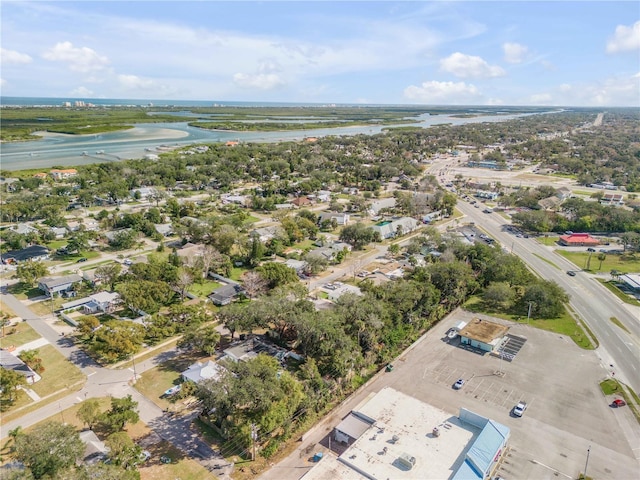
[1, 1, 638, 106]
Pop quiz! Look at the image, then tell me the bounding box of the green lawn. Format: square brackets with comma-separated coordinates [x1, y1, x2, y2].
[537, 236, 560, 246]
[0, 344, 85, 418]
[6, 283, 43, 300]
[188, 280, 222, 298]
[0, 322, 41, 348]
[229, 266, 250, 281]
[243, 215, 260, 224]
[290, 239, 315, 251]
[134, 352, 204, 411]
[140, 441, 214, 480]
[30, 345, 85, 397]
[46, 239, 68, 250]
[463, 296, 595, 349]
[55, 249, 101, 261]
[555, 250, 640, 273]
[29, 297, 67, 316]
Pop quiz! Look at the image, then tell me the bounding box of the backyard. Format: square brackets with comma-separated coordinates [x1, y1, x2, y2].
[187, 279, 222, 298]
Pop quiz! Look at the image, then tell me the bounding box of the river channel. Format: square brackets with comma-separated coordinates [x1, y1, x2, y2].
[0, 112, 550, 171]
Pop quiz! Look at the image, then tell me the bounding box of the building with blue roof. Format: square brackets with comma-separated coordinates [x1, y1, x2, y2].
[452, 408, 510, 480]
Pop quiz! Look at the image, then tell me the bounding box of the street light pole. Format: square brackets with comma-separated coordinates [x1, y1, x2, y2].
[527, 302, 534, 324]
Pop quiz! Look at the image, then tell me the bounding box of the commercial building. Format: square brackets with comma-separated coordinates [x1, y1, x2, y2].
[458, 318, 509, 353]
[619, 274, 640, 293]
[558, 233, 600, 247]
[303, 387, 509, 480]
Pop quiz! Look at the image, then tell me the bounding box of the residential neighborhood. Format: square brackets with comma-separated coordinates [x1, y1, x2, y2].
[1, 108, 639, 480]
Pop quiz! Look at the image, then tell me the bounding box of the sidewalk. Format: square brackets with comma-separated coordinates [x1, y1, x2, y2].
[13, 337, 50, 354]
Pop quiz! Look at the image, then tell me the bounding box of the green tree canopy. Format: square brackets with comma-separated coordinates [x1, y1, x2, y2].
[16, 260, 49, 287]
[255, 262, 299, 288]
[102, 395, 140, 433]
[14, 422, 84, 479]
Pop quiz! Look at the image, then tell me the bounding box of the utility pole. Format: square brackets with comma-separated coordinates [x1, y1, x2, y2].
[251, 423, 258, 461]
[527, 302, 534, 324]
[583, 445, 591, 479]
[131, 353, 138, 383]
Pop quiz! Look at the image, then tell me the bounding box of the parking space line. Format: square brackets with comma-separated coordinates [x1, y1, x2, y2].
[471, 378, 484, 396]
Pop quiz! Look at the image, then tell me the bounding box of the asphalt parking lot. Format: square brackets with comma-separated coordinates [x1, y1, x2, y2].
[381, 310, 638, 480]
[261, 308, 638, 480]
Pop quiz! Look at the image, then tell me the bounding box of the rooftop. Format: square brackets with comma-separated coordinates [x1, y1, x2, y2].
[459, 318, 509, 344]
[303, 387, 481, 480]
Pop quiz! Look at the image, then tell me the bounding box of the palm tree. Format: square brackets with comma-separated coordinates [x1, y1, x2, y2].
[597, 253, 606, 271]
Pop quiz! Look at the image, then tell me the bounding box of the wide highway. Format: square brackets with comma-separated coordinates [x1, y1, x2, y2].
[457, 199, 640, 393]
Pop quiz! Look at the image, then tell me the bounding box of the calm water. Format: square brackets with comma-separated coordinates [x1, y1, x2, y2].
[0, 100, 556, 171]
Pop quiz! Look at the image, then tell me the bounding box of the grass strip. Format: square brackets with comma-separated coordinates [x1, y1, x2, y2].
[532, 252, 560, 269]
[597, 279, 640, 307]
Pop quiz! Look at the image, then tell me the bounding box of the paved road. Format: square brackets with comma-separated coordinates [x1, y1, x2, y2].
[428, 158, 639, 393]
[455, 201, 640, 393]
[0, 288, 231, 478]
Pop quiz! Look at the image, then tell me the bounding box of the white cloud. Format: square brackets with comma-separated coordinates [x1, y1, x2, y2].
[0, 78, 6, 87]
[70, 86, 94, 96]
[502, 42, 528, 64]
[403, 80, 481, 104]
[606, 21, 640, 53]
[233, 59, 286, 90]
[117, 74, 155, 91]
[233, 73, 285, 90]
[528, 93, 553, 104]
[439, 52, 505, 78]
[1, 48, 32, 64]
[522, 74, 640, 106]
[42, 41, 109, 72]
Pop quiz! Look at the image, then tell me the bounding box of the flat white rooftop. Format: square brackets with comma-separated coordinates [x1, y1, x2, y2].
[303, 387, 480, 480]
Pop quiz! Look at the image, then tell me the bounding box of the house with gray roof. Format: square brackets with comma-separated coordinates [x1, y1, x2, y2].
[250, 225, 286, 242]
[208, 284, 245, 306]
[370, 217, 419, 239]
[38, 274, 83, 295]
[0, 350, 40, 384]
[1, 245, 50, 264]
[369, 197, 397, 216]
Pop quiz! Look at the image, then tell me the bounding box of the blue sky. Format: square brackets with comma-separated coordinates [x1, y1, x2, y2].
[1, 1, 638, 106]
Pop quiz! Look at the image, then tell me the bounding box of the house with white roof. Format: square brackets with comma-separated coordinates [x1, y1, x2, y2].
[369, 197, 397, 216]
[181, 360, 225, 383]
[327, 284, 362, 301]
[83, 291, 120, 314]
[318, 211, 350, 226]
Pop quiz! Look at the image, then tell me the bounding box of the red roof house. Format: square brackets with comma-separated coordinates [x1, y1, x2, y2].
[291, 197, 311, 207]
[558, 233, 600, 246]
